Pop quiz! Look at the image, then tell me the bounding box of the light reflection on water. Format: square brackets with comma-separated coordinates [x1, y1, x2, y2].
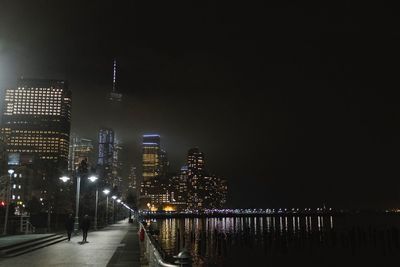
[149, 215, 400, 267]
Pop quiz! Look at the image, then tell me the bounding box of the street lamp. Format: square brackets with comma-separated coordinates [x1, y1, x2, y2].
[59, 176, 70, 183]
[3, 169, 15, 235]
[88, 175, 99, 230]
[88, 175, 98, 183]
[59, 174, 80, 233]
[103, 189, 110, 225]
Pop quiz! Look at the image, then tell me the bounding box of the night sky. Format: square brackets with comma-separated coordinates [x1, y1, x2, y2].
[1, 2, 400, 209]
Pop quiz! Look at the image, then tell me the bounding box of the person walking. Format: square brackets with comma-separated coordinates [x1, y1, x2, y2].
[65, 214, 74, 241]
[81, 214, 91, 243]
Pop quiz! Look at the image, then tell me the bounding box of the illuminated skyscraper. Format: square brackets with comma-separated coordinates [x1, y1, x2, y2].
[128, 166, 138, 190]
[1, 78, 71, 168]
[112, 141, 123, 190]
[68, 133, 94, 171]
[187, 147, 204, 176]
[170, 166, 189, 203]
[185, 147, 227, 209]
[140, 134, 173, 208]
[159, 149, 169, 177]
[142, 134, 161, 181]
[97, 128, 115, 187]
[1, 78, 71, 209]
[97, 128, 115, 166]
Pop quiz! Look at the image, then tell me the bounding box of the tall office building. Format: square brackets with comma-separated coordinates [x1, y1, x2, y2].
[159, 149, 169, 178]
[169, 166, 189, 204]
[128, 166, 137, 190]
[68, 134, 94, 171]
[97, 128, 115, 166]
[185, 147, 228, 209]
[140, 134, 173, 208]
[112, 141, 123, 190]
[1, 78, 71, 167]
[142, 134, 161, 181]
[187, 147, 205, 176]
[97, 128, 115, 186]
[1, 78, 71, 209]
[97, 128, 123, 190]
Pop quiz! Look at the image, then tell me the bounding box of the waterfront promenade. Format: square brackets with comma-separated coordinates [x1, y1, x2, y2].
[0, 219, 140, 267]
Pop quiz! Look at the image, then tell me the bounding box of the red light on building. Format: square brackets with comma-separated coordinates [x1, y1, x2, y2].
[0, 201, 5, 206]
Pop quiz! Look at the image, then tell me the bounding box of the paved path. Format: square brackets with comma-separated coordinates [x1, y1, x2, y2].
[107, 222, 140, 267]
[0, 220, 140, 267]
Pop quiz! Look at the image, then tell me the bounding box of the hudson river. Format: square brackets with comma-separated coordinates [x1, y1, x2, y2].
[147, 214, 400, 266]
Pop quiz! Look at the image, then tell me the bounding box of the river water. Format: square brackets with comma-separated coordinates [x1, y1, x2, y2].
[147, 214, 400, 266]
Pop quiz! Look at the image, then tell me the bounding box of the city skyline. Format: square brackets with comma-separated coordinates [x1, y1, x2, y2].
[1, 3, 399, 267]
[1, 2, 400, 209]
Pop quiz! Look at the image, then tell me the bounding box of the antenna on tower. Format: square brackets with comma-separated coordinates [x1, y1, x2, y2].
[109, 58, 122, 102]
[112, 58, 117, 92]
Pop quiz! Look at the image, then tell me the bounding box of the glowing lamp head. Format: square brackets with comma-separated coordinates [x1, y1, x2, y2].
[103, 189, 110, 195]
[88, 175, 98, 182]
[8, 169, 14, 175]
[117, 199, 121, 203]
[112, 195, 117, 200]
[59, 176, 71, 183]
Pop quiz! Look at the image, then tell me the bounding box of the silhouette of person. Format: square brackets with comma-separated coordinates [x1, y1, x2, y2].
[81, 214, 91, 243]
[65, 214, 74, 241]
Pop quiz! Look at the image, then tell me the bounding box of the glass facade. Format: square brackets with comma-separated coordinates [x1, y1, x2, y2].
[2, 79, 71, 165]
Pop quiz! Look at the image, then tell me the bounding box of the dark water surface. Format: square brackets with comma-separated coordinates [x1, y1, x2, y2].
[148, 214, 400, 266]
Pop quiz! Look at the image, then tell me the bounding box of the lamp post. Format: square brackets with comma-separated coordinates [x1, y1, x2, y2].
[3, 169, 14, 235]
[112, 195, 117, 223]
[59, 175, 80, 232]
[59, 174, 80, 233]
[88, 175, 98, 230]
[103, 189, 110, 225]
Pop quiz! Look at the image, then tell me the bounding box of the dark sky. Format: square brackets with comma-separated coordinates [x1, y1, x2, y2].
[1, 1, 400, 209]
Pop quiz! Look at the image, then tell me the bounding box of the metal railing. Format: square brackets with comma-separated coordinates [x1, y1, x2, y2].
[19, 216, 35, 234]
[140, 223, 191, 267]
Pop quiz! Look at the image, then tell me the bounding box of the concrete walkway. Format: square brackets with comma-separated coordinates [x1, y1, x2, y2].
[107, 222, 140, 267]
[0, 220, 140, 267]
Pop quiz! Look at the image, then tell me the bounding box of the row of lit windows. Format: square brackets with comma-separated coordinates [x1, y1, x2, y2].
[15, 130, 61, 134]
[12, 136, 61, 140]
[13, 109, 61, 112]
[11, 95, 62, 100]
[10, 144, 59, 149]
[13, 100, 62, 105]
[40, 156, 57, 160]
[14, 102, 61, 105]
[12, 112, 61, 115]
[9, 142, 58, 147]
[14, 89, 61, 95]
[16, 87, 62, 91]
[13, 94, 62, 98]
[13, 93, 62, 97]
[9, 148, 59, 153]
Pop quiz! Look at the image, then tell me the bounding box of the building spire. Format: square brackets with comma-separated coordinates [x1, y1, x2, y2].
[112, 58, 117, 93]
[109, 58, 122, 102]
